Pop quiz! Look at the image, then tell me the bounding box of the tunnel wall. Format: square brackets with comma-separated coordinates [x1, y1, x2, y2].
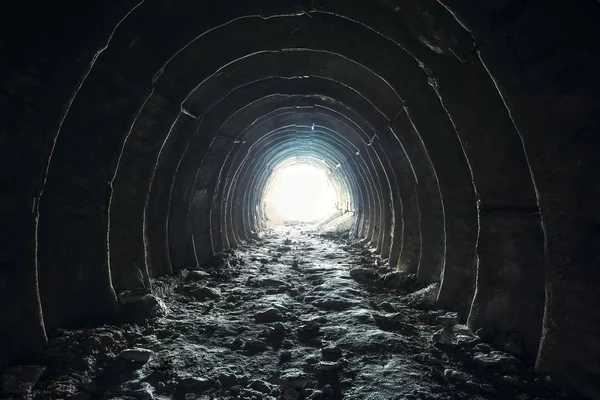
[2, 1, 600, 397]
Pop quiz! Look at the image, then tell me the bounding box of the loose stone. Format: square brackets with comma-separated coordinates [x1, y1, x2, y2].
[119, 348, 153, 363]
[297, 321, 321, 340]
[189, 286, 221, 301]
[474, 343, 494, 353]
[255, 308, 283, 323]
[435, 312, 460, 326]
[349, 268, 377, 282]
[250, 379, 275, 394]
[473, 351, 521, 367]
[243, 339, 267, 352]
[270, 369, 311, 389]
[187, 270, 211, 281]
[317, 361, 339, 372]
[443, 369, 469, 382]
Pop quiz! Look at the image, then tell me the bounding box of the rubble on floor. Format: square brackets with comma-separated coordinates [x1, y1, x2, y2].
[1, 226, 573, 400]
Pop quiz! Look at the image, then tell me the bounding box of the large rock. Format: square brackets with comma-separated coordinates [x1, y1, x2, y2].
[317, 361, 339, 372]
[186, 270, 211, 281]
[297, 321, 321, 340]
[249, 379, 275, 394]
[255, 308, 283, 323]
[243, 339, 267, 352]
[119, 348, 153, 363]
[123, 294, 169, 318]
[321, 346, 342, 361]
[473, 351, 520, 367]
[455, 334, 480, 347]
[403, 282, 441, 310]
[378, 272, 415, 288]
[373, 312, 416, 332]
[230, 337, 244, 350]
[435, 312, 460, 326]
[269, 369, 311, 389]
[349, 268, 377, 283]
[2, 365, 46, 395]
[177, 377, 214, 394]
[443, 369, 469, 382]
[189, 286, 221, 301]
[474, 343, 494, 353]
[273, 322, 286, 335]
[108, 381, 155, 400]
[217, 372, 240, 388]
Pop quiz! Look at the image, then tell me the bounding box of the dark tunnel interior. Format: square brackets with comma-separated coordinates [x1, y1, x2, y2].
[2, 1, 600, 399]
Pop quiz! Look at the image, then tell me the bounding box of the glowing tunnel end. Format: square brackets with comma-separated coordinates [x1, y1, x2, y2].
[263, 161, 340, 225]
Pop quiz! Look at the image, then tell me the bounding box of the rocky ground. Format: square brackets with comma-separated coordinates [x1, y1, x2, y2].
[1, 224, 582, 400]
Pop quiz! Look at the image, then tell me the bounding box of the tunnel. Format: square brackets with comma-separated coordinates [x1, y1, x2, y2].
[1, 0, 600, 399]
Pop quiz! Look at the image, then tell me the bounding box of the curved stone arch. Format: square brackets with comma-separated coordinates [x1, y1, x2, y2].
[145, 73, 442, 282]
[202, 114, 380, 258]
[223, 127, 371, 242]
[214, 118, 384, 248]
[36, 5, 481, 331]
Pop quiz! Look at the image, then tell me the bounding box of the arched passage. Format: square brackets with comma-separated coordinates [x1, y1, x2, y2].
[2, 1, 599, 398]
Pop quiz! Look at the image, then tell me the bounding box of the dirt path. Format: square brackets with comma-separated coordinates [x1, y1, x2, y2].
[11, 226, 571, 400]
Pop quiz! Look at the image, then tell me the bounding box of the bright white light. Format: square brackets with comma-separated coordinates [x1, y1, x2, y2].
[265, 164, 337, 223]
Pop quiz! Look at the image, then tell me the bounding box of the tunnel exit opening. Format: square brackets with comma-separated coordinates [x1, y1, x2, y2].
[263, 162, 339, 226]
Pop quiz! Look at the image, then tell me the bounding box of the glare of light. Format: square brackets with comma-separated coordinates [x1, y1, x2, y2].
[265, 164, 337, 223]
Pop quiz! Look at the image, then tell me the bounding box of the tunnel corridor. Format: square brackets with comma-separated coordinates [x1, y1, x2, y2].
[1, 0, 600, 399]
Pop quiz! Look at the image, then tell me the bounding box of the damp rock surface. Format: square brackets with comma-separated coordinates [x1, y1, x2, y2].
[14, 226, 570, 400]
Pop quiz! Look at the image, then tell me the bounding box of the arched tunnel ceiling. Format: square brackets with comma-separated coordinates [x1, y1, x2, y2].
[2, 0, 600, 398]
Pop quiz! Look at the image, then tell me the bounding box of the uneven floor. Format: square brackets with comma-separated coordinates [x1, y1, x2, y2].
[2, 225, 580, 400]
